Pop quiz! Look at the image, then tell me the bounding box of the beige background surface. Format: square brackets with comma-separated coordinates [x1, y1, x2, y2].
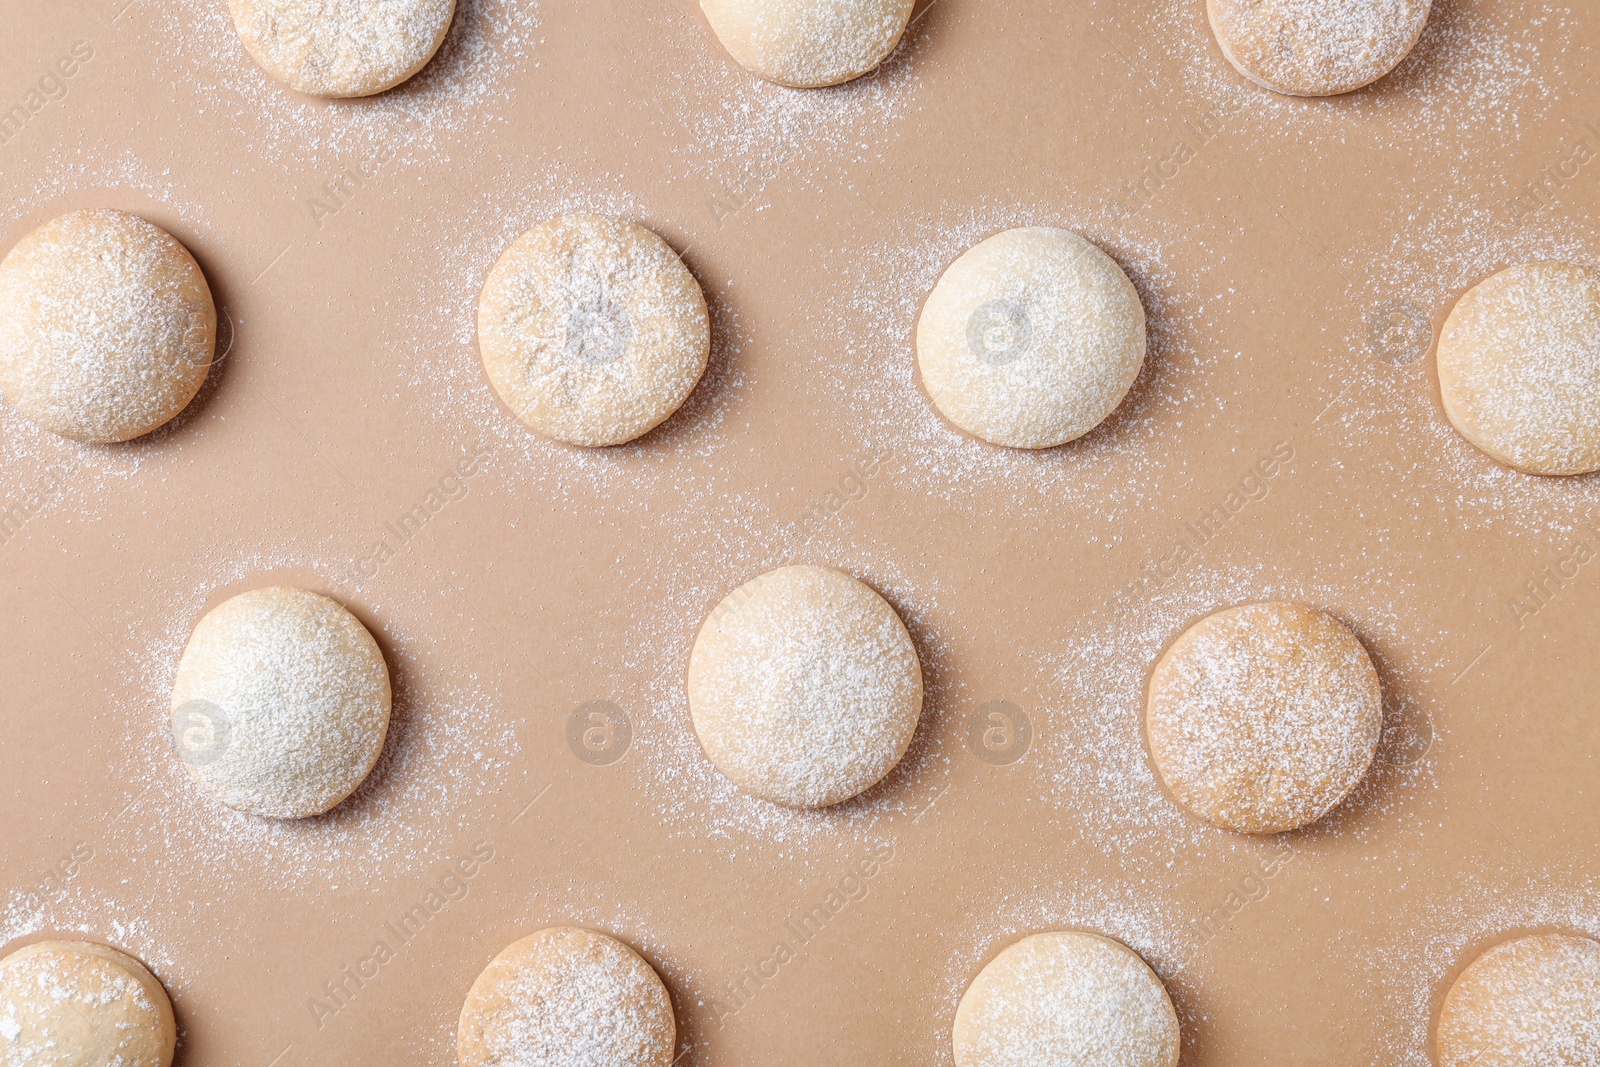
[1, 0, 1598, 1064]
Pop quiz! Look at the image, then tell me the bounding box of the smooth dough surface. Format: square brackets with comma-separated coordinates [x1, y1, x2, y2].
[0, 209, 213, 444]
[687, 565, 923, 808]
[700, 0, 915, 88]
[478, 215, 710, 447]
[1437, 262, 1600, 476]
[171, 586, 392, 819]
[1145, 602, 1383, 835]
[1208, 0, 1432, 96]
[1437, 932, 1600, 1067]
[0, 941, 176, 1067]
[952, 931, 1180, 1067]
[917, 227, 1146, 450]
[227, 0, 457, 97]
[457, 927, 676, 1067]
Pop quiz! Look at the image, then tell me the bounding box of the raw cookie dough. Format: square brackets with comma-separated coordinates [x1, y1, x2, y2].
[700, 0, 916, 88]
[171, 587, 391, 819]
[1437, 261, 1600, 476]
[952, 931, 1180, 1067]
[917, 227, 1146, 450]
[1208, 0, 1433, 96]
[0, 941, 176, 1067]
[1437, 932, 1600, 1067]
[457, 927, 676, 1067]
[0, 209, 213, 444]
[478, 215, 710, 447]
[687, 565, 923, 808]
[227, 0, 457, 97]
[1145, 602, 1383, 835]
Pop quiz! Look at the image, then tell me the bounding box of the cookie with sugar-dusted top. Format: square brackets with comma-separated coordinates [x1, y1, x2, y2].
[1436, 932, 1600, 1067]
[953, 931, 1180, 1067]
[227, 0, 458, 97]
[688, 565, 923, 808]
[478, 215, 710, 447]
[701, 0, 916, 88]
[0, 940, 176, 1067]
[1145, 602, 1383, 835]
[0, 209, 213, 444]
[1208, 0, 1433, 97]
[457, 927, 676, 1067]
[1438, 261, 1600, 476]
[171, 586, 391, 819]
[917, 227, 1146, 450]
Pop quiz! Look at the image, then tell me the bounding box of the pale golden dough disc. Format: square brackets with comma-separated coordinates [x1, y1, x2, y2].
[457, 927, 676, 1067]
[700, 0, 916, 88]
[1437, 262, 1600, 476]
[171, 587, 392, 819]
[687, 565, 923, 809]
[0, 209, 213, 444]
[477, 215, 710, 447]
[917, 227, 1146, 450]
[0, 941, 176, 1067]
[1437, 932, 1600, 1067]
[227, 0, 457, 97]
[1207, 0, 1432, 97]
[952, 931, 1180, 1067]
[1145, 602, 1383, 835]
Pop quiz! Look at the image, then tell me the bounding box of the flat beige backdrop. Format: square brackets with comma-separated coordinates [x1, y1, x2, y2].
[1, 0, 1598, 1064]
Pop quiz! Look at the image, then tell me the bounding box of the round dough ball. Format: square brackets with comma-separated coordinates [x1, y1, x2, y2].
[1437, 932, 1600, 1067]
[687, 565, 923, 808]
[917, 227, 1146, 450]
[700, 0, 915, 88]
[1207, 0, 1432, 97]
[227, 0, 457, 98]
[457, 927, 676, 1067]
[1437, 262, 1600, 476]
[171, 586, 391, 819]
[1145, 602, 1383, 835]
[0, 941, 176, 1067]
[953, 931, 1180, 1067]
[0, 209, 213, 444]
[478, 215, 710, 447]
